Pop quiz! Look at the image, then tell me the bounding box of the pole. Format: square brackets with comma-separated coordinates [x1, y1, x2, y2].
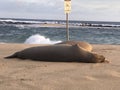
[64, 0, 71, 41]
[66, 13, 69, 41]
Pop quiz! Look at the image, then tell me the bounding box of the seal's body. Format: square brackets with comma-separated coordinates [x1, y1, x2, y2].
[56, 41, 92, 52]
[5, 44, 106, 63]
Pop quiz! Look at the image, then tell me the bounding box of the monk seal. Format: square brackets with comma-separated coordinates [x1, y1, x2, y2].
[5, 44, 107, 63]
[56, 41, 92, 52]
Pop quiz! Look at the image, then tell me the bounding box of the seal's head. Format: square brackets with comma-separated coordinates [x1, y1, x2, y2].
[91, 53, 108, 63]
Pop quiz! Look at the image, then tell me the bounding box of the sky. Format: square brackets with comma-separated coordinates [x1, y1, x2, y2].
[0, 0, 120, 22]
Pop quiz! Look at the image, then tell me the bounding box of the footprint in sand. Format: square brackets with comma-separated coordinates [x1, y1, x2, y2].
[84, 76, 97, 81]
[109, 71, 120, 78]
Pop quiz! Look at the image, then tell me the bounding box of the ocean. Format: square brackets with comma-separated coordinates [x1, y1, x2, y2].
[0, 18, 120, 45]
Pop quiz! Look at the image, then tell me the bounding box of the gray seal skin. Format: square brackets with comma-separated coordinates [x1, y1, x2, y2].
[5, 44, 106, 63]
[56, 41, 93, 52]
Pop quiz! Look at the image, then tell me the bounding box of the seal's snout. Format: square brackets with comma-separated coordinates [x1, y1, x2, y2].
[92, 54, 108, 63]
[97, 55, 109, 63]
[99, 55, 106, 62]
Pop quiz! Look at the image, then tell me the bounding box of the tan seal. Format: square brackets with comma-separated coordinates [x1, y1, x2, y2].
[56, 41, 92, 52]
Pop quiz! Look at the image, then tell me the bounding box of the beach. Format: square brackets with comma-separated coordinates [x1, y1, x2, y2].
[0, 43, 120, 90]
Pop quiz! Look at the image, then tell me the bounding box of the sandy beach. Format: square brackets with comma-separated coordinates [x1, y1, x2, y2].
[0, 43, 120, 90]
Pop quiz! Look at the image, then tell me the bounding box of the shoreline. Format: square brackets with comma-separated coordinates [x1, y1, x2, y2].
[0, 43, 120, 90]
[1, 23, 120, 29]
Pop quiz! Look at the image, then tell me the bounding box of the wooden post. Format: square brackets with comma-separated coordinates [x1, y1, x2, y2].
[66, 13, 69, 41]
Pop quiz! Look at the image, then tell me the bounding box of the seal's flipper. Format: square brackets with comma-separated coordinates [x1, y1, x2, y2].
[5, 52, 17, 59]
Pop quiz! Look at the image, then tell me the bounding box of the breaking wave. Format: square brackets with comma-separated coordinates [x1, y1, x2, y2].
[24, 34, 61, 44]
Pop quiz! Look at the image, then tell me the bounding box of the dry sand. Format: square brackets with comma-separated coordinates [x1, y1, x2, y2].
[0, 43, 120, 90]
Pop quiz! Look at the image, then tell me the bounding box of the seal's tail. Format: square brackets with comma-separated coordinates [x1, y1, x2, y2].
[5, 53, 17, 59]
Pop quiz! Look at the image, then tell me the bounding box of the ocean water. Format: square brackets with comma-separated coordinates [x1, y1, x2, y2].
[0, 18, 120, 45]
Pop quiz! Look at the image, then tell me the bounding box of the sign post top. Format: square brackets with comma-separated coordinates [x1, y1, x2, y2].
[64, 0, 71, 13]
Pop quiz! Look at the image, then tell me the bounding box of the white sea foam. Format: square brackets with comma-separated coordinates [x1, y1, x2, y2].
[0, 19, 59, 24]
[0, 42, 6, 44]
[0, 19, 15, 22]
[0, 19, 41, 24]
[15, 25, 25, 29]
[24, 34, 61, 44]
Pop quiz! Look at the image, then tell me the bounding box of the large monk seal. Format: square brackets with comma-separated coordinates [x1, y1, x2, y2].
[5, 44, 107, 63]
[56, 41, 92, 52]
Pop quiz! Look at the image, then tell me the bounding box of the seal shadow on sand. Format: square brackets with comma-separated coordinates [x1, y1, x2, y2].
[5, 41, 109, 63]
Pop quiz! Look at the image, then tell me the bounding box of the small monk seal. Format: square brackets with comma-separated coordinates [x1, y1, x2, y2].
[56, 41, 92, 52]
[5, 44, 107, 63]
